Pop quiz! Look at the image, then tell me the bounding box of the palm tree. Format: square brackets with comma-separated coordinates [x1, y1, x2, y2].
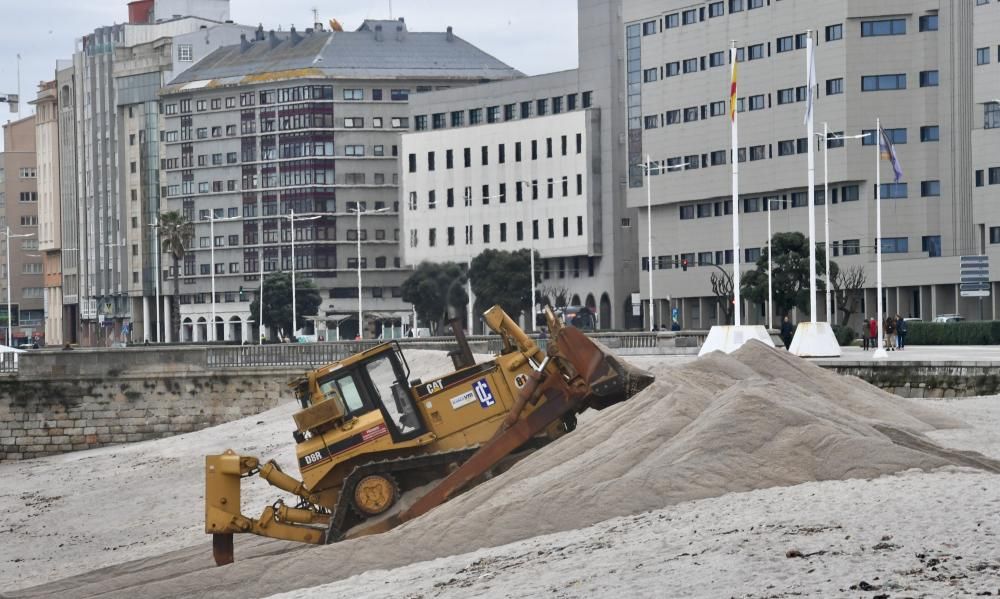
[159, 210, 194, 342]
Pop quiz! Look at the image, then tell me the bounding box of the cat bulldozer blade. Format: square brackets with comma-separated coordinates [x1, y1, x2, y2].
[206, 305, 653, 565]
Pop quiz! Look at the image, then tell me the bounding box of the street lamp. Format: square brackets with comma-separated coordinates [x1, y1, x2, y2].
[642, 157, 688, 331]
[282, 209, 321, 342]
[763, 197, 785, 330]
[815, 125, 867, 324]
[207, 214, 240, 342]
[148, 218, 161, 343]
[347, 206, 387, 340]
[3, 227, 35, 347]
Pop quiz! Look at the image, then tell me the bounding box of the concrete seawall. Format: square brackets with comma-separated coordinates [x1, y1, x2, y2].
[0, 347, 302, 461]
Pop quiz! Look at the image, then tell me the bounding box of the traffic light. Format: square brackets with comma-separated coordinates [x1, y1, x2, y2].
[681, 258, 688, 272]
[238, 286, 246, 301]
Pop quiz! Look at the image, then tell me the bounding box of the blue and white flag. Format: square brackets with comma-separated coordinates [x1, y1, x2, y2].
[879, 126, 904, 182]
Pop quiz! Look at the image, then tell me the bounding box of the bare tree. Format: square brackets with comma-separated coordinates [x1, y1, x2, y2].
[538, 284, 570, 308]
[710, 266, 735, 325]
[833, 264, 867, 326]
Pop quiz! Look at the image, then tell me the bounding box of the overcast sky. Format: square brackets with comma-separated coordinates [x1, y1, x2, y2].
[0, 0, 578, 128]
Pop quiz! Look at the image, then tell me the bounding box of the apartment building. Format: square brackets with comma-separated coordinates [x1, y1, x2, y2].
[1, 116, 41, 345]
[30, 81, 63, 345]
[63, 0, 252, 346]
[159, 19, 519, 342]
[401, 0, 640, 330]
[625, 0, 994, 328]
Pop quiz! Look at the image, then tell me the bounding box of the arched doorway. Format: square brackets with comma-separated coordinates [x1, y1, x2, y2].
[570, 294, 581, 305]
[196, 317, 208, 342]
[182, 317, 194, 343]
[229, 316, 242, 344]
[599, 293, 612, 330]
[214, 316, 225, 342]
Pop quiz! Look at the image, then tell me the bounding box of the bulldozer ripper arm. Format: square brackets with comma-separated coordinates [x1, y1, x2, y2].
[206, 450, 331, 565]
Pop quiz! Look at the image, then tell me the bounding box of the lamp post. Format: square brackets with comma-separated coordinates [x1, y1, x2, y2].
[347, 206, 387, 340]
[814, 126, 867, 325]
[764, 197, 784, 330]
[283, 209, 322, 342]
[148, 218, 161, 343]
[207, 214, 240, 342]
[3, 227, 35, 347]
[642, 158, 688, 331]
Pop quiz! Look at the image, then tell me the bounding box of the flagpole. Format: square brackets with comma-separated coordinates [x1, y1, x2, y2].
[806, 32, 817, 323]
[730, 41, 741, 327]
[823, 121, 832, 324]
[874, 118, 886, 358]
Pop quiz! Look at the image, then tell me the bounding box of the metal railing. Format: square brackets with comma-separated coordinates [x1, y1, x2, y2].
[206, 341, 381, 369]
[0, 353, 16, 374]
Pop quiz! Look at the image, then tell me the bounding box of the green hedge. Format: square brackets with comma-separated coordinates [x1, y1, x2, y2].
[831, 324, 856, 346]
[905, 321, 1000, 345]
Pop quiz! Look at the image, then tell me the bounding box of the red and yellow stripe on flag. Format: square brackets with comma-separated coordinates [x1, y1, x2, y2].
[729, 58, 738, 121]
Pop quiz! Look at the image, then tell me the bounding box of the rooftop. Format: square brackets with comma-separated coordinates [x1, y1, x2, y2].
[165, 18, 522, 91]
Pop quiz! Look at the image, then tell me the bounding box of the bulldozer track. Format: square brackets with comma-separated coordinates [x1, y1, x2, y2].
[324, 447, 481, 544]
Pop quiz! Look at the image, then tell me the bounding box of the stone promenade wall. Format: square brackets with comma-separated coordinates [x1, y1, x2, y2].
[0, 347, 301, 461]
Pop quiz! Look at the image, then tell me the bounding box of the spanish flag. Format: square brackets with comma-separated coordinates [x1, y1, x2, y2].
[729, 53, 738, 121]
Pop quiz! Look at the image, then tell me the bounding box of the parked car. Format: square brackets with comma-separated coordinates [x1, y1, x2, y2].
[556, 305, 597, 330]
[933, 314, 965, 323]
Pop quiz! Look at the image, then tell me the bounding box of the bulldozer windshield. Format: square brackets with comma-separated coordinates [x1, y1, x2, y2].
[363, 354, 425, 441]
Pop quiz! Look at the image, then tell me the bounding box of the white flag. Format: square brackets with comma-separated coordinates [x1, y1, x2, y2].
[803, 34, 816, 125]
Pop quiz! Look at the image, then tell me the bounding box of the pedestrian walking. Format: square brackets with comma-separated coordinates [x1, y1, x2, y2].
[896, 315, 908, 350]
[861, 316, 870, 350]
[884, 315, 896, 351]
[780, 316, 794, 350]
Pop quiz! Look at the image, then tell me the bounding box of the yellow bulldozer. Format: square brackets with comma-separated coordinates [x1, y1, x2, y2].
[205, 305, 653, 565]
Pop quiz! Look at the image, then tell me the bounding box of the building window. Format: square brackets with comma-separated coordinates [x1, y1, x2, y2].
[679, 205, 695, 220]
[747, 44, 764, 61]
[729, 0, 743, 13]
[777, 88, 794, 105]
[709, 51, 725, 67]
[177, 44, 193, 61]
[919, 15, 938, 32]
[826, 78, 843, 95]
[708, 2, 724, 18]
[862, 127, 906, 145]
[778, 140, 796, 156]
[343, 88, 363, 100]
[390, 117, 409, 128]
[683, 58, 698, 73]
[921, 180, 941, 197]
[776, 36, 794, 53]
[682, 9, 697, 24]
[881, 237, 909, 254]
[977, 47, 990, 65]
[920, 125, 939, 142]
[643, 68, 657, 83]
[877, 182, 908, 199]
[642, 20, 656, 35]
[683, 106, 699, 122]
[390, 89, 409, 101]
[825, 24, 843, 41]
[919, 70, 939, 87]
[665, 13, 679, 28]
[432, 113, 445, 129]
[862, 74, 906, 91]
[986, 102, 1000, 129]
[748, 95, 765, 111]
[469, 108, 483, 124]
[749, 145, 766, 161]
[861, 19, 906, 37]
[451, 111, 464, 127]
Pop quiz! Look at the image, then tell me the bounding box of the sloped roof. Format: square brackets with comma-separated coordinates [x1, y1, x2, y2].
[165, 23, 522, 89]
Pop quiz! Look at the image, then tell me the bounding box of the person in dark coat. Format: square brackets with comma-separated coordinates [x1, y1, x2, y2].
[780, 316, 794, 350]
[861, 317, 870, 350]
[884, 315, 896, 351]
[896, 314, 908, 350]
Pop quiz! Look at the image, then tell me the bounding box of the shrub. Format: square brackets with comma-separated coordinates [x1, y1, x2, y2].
[831, 324, 856, 347]
[906, 321, 1000, 345]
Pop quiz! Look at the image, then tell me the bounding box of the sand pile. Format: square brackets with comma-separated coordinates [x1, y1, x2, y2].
[8, 342, 999, 599]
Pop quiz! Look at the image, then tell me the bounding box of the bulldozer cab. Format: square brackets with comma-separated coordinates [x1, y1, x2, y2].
[311, 344, 426, 443]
